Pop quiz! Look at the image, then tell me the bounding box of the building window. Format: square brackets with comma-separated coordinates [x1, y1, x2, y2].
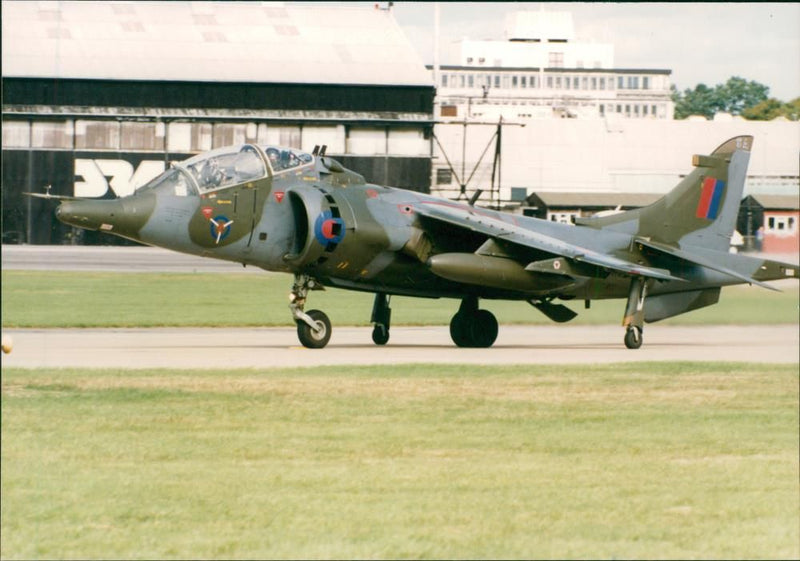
[512, 76, 518, 88]
[531, 76, 537, 88]
[121, 122, 165, 151]
[440, 105, 458, 117]
[766, 215, 797, 233]
[467, 57, 473, 63]
[2, 121, 31, 148]
[548, 212, 578, 225]
[581, 76, 588, 90]
[548, 52, 564, 67]
[628, 76, 639, 89]
[565, 76, 571, 90]
[441, 74, 448, 87]
[616, 104, 622, 113]
[494, 75, 500, 88]
[643, 105, 649, 116]
[599, 105, 605, 117]
[458, 75, 465, 88]
[555, 76, 561, 88]
[521, 76, 527, 88]
[436, 168, 453, 185]
[75, 121, 120, 149]
[599, 77, 605, 90]
[468, 74, 474, 87]
[591, 77, 597, 90]
[618, 76, 624, 89]
[634, 105, 640, 117]
[643, 76, 650, 89]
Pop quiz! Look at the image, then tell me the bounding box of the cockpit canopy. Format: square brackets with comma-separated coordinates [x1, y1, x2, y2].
[136, 144, 314, 195]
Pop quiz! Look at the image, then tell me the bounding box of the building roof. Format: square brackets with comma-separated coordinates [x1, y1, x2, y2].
[747, 195, 800, 211]
[1, 1, 433, 87]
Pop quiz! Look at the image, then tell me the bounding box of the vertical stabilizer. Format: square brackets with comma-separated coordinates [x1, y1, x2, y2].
[584, 136, 753, 252]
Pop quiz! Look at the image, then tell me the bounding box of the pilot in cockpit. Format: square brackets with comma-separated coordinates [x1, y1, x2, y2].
[266, 148, 281, 170]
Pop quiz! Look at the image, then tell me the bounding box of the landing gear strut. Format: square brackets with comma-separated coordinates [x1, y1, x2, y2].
[622, 277, 647, 349]
[371, 293, 391, 345]
[289, 274, 331, 349]
[449, 296, 498, 348]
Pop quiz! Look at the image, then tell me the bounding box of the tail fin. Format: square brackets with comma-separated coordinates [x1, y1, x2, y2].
[581, 136, 752, 252]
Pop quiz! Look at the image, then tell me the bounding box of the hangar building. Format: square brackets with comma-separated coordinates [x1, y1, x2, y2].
[1, 1, 435, 244]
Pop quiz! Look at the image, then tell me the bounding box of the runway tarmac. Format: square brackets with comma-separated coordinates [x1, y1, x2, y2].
[3, 324, 798, 369]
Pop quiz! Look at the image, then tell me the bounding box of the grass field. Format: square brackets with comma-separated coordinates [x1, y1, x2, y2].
[2, 363, 798, 559]
[2, 270, 798, 328]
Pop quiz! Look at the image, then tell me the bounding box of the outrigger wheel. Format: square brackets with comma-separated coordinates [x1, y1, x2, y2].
[624, 326, 643, 350]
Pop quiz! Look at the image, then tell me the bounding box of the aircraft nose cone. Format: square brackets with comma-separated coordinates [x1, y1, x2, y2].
[55, 195, 154, 241]
[56, 199, 120, 231]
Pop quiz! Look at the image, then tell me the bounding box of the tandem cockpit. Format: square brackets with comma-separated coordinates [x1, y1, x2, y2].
[136, 144, 315, 196]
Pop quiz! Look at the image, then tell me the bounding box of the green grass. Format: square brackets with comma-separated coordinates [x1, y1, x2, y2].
[2, 363, 798, 559]
[2, 270, 798, 328]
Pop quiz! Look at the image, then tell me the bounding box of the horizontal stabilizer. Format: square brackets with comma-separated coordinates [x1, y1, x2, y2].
[636, 238, 780, 291]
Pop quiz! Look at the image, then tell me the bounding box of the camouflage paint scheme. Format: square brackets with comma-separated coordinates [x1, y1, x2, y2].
[54, 136, 798, 349]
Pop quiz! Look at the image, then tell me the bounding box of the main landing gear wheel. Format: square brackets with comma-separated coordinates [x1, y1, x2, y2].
[624, 326, 643, 350]
[371, 325, 390, 345]
[370, 293, 392, 346]
[449, 300, 499, 348]
[296, 309, 331, 349]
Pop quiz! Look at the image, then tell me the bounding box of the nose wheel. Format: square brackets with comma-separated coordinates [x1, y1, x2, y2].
[289, 274, 332, 349]
[296, 309, 332, 349]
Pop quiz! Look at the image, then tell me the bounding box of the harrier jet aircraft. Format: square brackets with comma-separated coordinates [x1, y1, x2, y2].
[51, 136, 798, 349]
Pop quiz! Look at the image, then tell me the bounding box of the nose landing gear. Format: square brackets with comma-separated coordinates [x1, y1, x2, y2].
[290, 274, 331, 349]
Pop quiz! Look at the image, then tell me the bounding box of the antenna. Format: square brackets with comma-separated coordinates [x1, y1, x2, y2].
[468, 189, 483, 207]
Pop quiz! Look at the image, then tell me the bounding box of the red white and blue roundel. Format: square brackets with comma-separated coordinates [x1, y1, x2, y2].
[209, 215, 234, 244]
[314, 210, 345, 246]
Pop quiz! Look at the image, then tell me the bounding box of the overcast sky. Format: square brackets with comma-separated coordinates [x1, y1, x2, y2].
[388, 2, 800, 101]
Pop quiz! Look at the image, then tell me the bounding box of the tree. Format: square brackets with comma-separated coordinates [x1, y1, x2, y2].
[673, 82, 723, 119]
[741, 97, 800, 121]
[672, 76, 771, 120]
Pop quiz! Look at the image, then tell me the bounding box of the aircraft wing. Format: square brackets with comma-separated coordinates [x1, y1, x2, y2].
[415, 203, 685, 283]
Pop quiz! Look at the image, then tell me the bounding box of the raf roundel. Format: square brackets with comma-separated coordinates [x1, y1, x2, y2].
[209, 215, 234, 244]
[314, 210, 345, 246]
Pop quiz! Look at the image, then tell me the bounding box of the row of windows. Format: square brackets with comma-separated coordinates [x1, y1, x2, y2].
[1, 120, 430, 156]
[598, 103, 663, 118]
[441, 101, 666, 119]
[441, 72, 657, 92]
